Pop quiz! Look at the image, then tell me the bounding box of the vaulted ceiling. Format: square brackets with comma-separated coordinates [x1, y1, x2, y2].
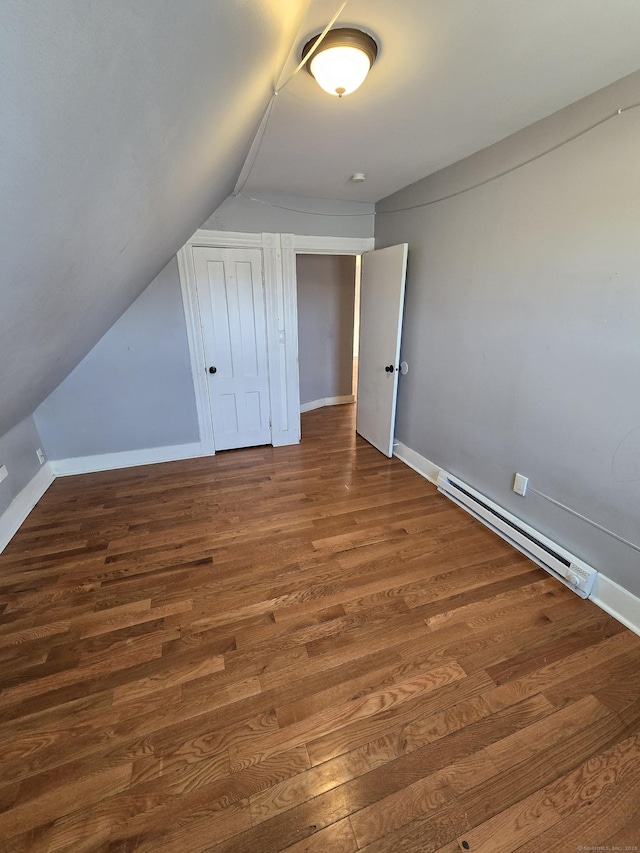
[0, 0, 308, 436]
[2, 0, 640, 438]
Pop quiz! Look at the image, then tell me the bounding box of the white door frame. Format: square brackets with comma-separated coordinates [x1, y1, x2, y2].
[284, 234, 374, 416]
[178, 229, 374, 455]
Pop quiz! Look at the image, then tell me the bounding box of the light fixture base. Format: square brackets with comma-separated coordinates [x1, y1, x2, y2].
[302, 28, 378, 97]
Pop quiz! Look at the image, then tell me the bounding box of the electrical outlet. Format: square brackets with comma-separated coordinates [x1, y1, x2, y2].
[0, 464, 7, 484]
[36, 448, 45, 465]
[513, 472, 528, 496]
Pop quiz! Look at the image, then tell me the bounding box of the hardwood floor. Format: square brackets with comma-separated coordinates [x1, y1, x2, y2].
[0, 404, 638, 852]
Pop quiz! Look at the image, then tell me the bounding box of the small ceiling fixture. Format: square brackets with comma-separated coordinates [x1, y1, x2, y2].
[302, 28, 378, 98]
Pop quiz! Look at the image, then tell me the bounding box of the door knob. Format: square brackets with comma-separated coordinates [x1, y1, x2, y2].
[209, 366, 217, 374]
[385, 364, 394, 373]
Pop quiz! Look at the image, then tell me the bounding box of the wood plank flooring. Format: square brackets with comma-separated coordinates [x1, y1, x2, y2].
[0, 404, 639, 852]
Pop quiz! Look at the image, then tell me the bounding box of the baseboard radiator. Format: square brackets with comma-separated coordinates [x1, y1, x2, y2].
[436, 470, 597, 598]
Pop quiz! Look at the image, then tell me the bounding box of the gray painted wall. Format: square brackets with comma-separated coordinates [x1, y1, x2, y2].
[34, 259, 199, 460]
[203, 193, 374, 238]
[376, 70, 640, 597]
[297, 255, 356, 406]
[33, 192, 371, 462]
[0, 416, 44, 516]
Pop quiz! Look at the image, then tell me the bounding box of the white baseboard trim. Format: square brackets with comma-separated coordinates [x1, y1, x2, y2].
[300, 395, 355, 414]
[591, 573, 640, 637]
[0, 463, 55, 553]
[393, 441, 441, 485]
[51, 442, 204, 476]
[272, 432, 301, 448]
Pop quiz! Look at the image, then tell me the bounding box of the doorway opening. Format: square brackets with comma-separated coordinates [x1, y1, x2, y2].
[295, 253, 361, 418]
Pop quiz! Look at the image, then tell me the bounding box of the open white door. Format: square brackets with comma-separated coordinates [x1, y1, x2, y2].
[193, 247, 271, 451]
[356, 243, 408, 457]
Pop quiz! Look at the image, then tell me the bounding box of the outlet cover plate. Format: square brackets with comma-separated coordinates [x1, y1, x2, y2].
[513, 473, 528, 496]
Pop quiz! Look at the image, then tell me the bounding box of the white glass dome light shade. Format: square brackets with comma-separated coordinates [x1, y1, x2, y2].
[302, 28, 378, 98]
[309, 45, 372, 97]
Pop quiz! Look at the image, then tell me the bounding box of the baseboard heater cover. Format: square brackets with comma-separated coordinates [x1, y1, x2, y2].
[436, 470, 597, 598]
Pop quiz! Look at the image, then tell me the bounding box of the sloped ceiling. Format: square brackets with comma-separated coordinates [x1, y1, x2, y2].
[245, 0, 640, 201]
[0, 0, 308, 436]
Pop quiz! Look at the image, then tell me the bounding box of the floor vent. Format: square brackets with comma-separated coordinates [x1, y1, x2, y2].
[436, 470, 597, 598]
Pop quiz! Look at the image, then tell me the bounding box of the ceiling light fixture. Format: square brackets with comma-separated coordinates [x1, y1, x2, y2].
[302, 28, 378, 98]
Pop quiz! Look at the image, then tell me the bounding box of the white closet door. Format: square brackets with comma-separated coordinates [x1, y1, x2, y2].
[193, 247, 271, 450]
